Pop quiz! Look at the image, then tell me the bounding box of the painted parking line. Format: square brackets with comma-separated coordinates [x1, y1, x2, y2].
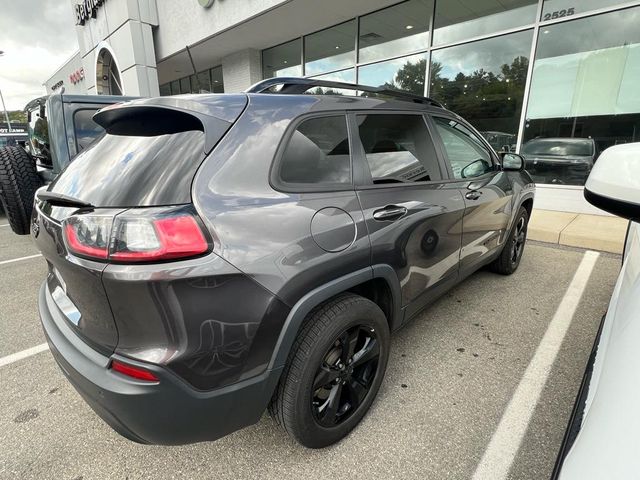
[0, 343, 49, 368]
[472, 250, 600, 480]
[0, 254, 42, 266]
[0, 224, 9, 227]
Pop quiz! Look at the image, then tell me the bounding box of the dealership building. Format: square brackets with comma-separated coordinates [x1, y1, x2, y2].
[45, 0, 640, 213]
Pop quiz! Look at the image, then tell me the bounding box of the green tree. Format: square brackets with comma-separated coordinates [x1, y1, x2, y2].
[392, 58, 427, 96]
[429, 56, 529, 134]
[6, 110, 26, 123]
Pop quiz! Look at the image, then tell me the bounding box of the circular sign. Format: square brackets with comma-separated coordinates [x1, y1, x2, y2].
[198, 0, 214, 7]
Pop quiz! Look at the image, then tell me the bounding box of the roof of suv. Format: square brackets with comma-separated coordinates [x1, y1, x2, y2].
[92, 77, 457, 151]
[106, 92, 447, 113]
[98, 76, 448, 118]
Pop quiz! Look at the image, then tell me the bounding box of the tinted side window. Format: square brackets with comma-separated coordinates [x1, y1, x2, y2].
[356, 114, 441, 184]
[278, 116, 351, 187]
[73, 109, 104, 152]
[433, 117, 493, 179]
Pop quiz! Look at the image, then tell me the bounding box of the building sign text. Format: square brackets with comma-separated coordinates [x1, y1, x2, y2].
[70, 68, 85, 85]
[75, 0, 106, 26]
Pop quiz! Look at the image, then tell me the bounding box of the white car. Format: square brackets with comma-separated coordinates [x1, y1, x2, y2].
[555, 143, 640, 479]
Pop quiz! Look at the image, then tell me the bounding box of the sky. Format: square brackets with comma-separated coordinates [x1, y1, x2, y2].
[0, 1, 78, 110]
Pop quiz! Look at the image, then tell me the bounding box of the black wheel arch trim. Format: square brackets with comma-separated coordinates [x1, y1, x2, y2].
[268, 265, 402, 370]
[520, 192, 535, 210]
[512, 193, 535, 227]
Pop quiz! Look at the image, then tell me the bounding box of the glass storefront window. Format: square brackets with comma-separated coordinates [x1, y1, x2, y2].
[164, 67, 223, 97]
[433, 0, 537, 47]
[305, 20, 356, 76]
[263, 39, 302, 78]
[306, 69, 356, 95]
[179, 77, 191, 94]
[541, 0, 630, 20]
[189, 75, 199, 93]
[358, 0, 432, 64]
[524, 7, 640, 185]
[211, 66, 224, 93]
[358, 53, 428, 96]
[197, 71, 211, 93]
[311, 69, 355, 83]
[430, 30, 533, 152]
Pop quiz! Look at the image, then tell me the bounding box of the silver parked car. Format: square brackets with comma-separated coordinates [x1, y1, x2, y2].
[554, 143, 640, 479]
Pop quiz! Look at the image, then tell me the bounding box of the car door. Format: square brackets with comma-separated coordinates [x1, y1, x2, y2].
[351, 111, 466, 322]
[429, 115, 515, 275]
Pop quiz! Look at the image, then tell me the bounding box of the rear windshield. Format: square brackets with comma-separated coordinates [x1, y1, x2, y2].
[522, 139, 593, 156]
[50, 131, 205, 207]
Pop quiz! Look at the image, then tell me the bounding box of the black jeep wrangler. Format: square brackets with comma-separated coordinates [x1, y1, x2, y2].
[0, 92, 133, 234]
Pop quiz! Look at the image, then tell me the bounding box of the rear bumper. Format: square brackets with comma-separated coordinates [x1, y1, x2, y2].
[38, 282, 282, 445]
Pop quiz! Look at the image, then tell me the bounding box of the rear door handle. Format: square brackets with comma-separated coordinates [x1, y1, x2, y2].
[373, 205, 408, 222]
[465, 190, 482, 201]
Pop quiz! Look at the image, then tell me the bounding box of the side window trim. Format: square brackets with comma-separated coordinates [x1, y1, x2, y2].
[428, 114, 497, 181]
[270, 111, 355, 194]
[349, 110, 448, 189]
[424, 114, 456, 180]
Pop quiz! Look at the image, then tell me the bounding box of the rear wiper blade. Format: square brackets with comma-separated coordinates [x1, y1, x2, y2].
[37, 191, 94, 209]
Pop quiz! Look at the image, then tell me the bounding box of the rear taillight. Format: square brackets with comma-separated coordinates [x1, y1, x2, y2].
[62, 206, 210, 263]
[110, 359, 159, 382]
[64, 216, 111, 259]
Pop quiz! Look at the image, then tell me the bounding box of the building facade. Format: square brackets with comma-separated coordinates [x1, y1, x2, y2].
[46, 0, 640, 213]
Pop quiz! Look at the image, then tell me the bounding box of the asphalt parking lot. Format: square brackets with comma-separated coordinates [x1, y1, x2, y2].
[0, 212, 621, 480]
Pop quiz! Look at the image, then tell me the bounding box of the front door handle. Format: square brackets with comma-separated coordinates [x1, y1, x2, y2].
[465, 190, 482, 200]
[373, 205, 408, 222]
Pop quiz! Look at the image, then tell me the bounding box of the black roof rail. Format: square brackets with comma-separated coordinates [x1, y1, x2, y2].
[246, 77, 443, 108]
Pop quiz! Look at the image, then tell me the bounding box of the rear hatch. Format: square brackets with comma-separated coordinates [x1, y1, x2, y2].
[33, 95, 247, 355]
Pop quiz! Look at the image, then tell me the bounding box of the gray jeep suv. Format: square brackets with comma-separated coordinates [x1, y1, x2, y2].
[33, 78, 535, 448]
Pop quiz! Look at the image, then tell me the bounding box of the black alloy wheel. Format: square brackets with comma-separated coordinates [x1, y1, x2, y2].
[311, 325, 380, 427]
[511, 216, 527, 266]
[489, 205, 529, 275]
[269, 293, 390, 448]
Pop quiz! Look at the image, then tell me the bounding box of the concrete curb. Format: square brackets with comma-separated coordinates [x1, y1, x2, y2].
[528, 209, 627, 254]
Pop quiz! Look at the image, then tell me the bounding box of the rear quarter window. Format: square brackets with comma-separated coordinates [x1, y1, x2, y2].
[50, 130, 206, 207]
[275, 115, 351, 191]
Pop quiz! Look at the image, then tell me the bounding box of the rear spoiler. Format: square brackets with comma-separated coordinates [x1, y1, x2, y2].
[93, 95, 248, 154]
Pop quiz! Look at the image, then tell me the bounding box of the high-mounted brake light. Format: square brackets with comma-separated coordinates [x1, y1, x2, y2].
[62, 207, 210, 263]
[110, 359, 159, 382]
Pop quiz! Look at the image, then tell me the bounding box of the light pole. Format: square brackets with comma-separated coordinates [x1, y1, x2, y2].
[0, 50, 12, 132]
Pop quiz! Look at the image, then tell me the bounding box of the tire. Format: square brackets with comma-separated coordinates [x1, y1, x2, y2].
[0, 146, 42, 235]
[269, 293, 390, 448]
[490, 206, 529, 275]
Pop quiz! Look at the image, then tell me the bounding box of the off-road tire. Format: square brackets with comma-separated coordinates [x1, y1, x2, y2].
[0, 146, 41, 235]
[490, 206, 529, 275]
[269, 293, 390, 448]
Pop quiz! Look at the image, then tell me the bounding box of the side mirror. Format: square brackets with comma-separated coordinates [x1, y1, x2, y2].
[585, 143, 640, 221]
[461, 159, 490, 178]
[501, 152, 524, 171]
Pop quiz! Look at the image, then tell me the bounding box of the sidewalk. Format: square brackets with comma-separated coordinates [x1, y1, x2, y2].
[528, 209, 628, 254]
